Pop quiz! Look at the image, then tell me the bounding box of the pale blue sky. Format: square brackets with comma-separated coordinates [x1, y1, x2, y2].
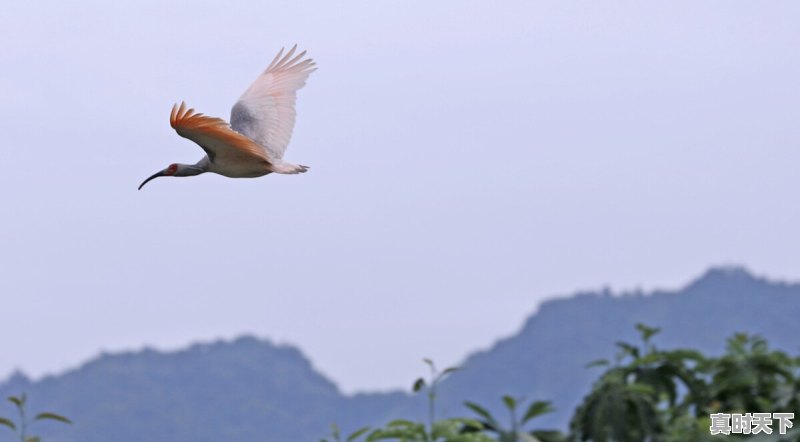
[1, 1, 799, 393]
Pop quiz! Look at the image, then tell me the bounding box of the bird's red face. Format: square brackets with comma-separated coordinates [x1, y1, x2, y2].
[165, 164, 178, 176]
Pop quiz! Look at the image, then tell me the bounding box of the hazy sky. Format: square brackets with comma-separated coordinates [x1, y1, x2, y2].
[1, 1, 799, 393]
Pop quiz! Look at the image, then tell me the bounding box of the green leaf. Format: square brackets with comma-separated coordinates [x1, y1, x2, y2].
[616, 341, 640, 358]
[502, 395, 517, 411]
[515, 432, 540, 442]
[431, 419, 460, 439]
[464, 401, 493, 421]
[367, 421, 426, 442]
[586, 359, 610, 368]
[386, 419, 418, 428]
[437, 366, 459, 381]
[347, 426, 370, 442]
[521, 401, 555, 424]
[464, 401, 499, 429]
[449, 418, 484, 429]
[432, 418, 485, 439]
[7, 396, 23, 409]
[34, 412, 72, 424]
[0, 417, 16, 431]
[530, 429, 567, 442]
[441, 367, 459, 376]
[412, 377, 426, 392]
[365, 428, 415, 441]
[635, 323, 661, 342]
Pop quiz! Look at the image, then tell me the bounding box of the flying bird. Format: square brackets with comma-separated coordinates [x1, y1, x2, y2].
[139, 45, 316, 190]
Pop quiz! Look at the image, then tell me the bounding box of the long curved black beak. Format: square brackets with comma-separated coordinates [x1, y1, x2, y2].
[138, 170, 166, 190]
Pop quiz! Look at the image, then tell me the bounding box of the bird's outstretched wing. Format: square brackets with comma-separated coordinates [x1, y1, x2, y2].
[230, 45, 316, 160]
[170, 102, 270, 164]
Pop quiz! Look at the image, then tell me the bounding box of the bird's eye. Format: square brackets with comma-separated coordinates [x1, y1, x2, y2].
[167, 164, 178, 175]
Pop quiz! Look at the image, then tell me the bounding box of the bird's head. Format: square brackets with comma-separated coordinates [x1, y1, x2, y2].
[138, 164, 178, 190]
[138, 163, 205, 190]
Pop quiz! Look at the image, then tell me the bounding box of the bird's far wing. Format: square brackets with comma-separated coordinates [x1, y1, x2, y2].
[230, 45, 316, 160]
[170, 102, 270, 164]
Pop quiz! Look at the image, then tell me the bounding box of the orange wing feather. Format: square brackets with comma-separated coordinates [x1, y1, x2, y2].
[170, 102, 271, 164]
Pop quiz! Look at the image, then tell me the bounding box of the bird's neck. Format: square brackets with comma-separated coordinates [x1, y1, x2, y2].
[176, 163, 207, 177]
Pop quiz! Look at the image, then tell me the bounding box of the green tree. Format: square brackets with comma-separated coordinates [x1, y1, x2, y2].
[572, 326, 800, 442]
[571, 324, 708, 442]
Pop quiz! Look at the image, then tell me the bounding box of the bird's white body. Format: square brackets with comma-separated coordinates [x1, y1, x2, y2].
[139, 45, 316, 189]
[196, 155, 270, 178]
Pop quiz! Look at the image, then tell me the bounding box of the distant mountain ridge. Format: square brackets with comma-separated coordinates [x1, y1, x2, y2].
[2, 266, 799, 441]
[0, 336, 407, 441]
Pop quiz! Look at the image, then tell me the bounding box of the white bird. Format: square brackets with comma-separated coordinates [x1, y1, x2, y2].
[139, 45, 316, 190]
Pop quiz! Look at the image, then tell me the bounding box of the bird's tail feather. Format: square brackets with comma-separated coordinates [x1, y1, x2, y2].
[269, 160, 309, 175]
